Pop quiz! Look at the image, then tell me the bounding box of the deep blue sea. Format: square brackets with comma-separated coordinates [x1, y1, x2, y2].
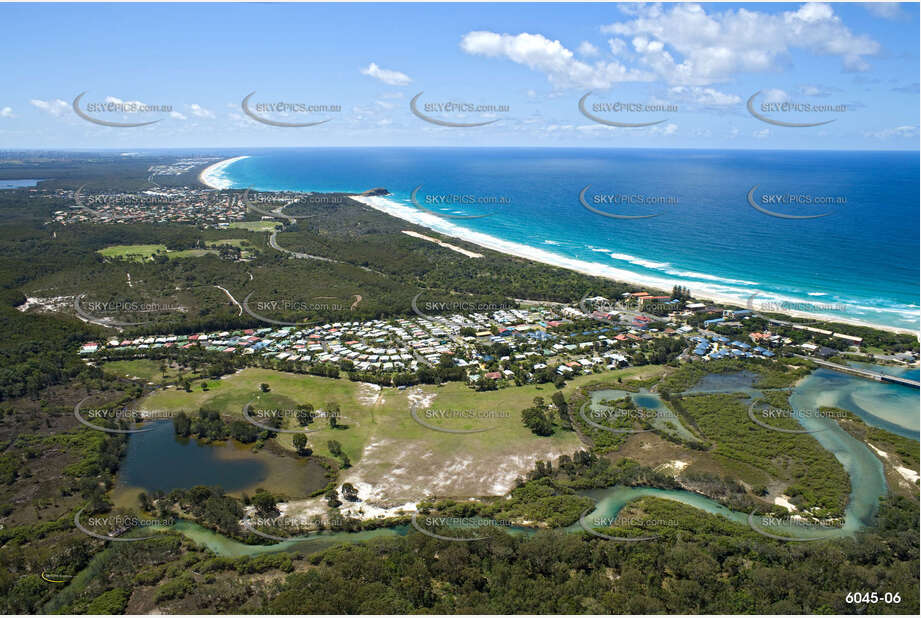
[207, 148, 919, 331]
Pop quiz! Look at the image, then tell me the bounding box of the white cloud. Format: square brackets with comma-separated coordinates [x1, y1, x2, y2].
[578, 41, 599, 57]
[863, 3, 902, 19]
[170, 111, 188, 120]
[650, 122, 678, 135]
[30, 98, 69, 116]
[361, 62, 412, 86]
[0, 107, 13, 118]
[460, 31, 653, 89]
[761, 88, 789, 103]
[188, 103, 214, 118]
[602, 3, 880, 84]
[799, 84, 837, 97]
[864, 125, 918, 139]
[754, 128, 771, 138]
[608, 38, 628, 55]
[669, 85, 740, 105]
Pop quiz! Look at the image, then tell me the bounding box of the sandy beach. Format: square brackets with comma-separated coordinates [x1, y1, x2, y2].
[192, 159, 914, 336]
[352, 195, 917, 336]
[199, 155, 250, 189]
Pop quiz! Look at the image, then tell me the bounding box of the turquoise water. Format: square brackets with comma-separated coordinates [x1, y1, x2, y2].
[792, 367, 919, 439]
[212, 148, 919, 331]
[590, 388, 698, 442]
[162, 481, 846, 557]
[160, 520, 409, 558]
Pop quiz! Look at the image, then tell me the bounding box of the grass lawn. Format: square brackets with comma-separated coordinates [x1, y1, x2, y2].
[166, 249, 218, 259]
[100, 359, 181, 384]
[228, 221, 282, 232]
[97, 245, 218, 262]
[97, 244, 167, 261]
[135, 366, 663, 502]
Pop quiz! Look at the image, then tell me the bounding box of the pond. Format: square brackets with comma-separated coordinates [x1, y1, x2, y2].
[115, 421, 329, 504]
[589, 388, 698, 442]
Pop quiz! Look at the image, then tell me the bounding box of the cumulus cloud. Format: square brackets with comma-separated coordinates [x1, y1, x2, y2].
[460, 31, 653, 89]
[188, 103, 214, 118]
[601, 3, 879, 84]
[608, 38, 628, 55]
[650, 122, 678, 135]
[31, 98, 69, 116]
[668, 85, 740, 105]
[361, 62, 412, 86]
[577, 41, 599, 57]
[0, 107, 13, 118]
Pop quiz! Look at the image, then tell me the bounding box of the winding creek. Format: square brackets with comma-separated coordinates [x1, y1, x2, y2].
[119, 366, 916, 555]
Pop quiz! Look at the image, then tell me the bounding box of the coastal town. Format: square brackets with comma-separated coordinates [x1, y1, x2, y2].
[79, 289, 904, 390]
[48, 185, 249, 226]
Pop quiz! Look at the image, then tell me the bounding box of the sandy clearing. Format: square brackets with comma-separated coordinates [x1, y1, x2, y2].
[402, 230, 483, 258]
[774, 495, 797, 512]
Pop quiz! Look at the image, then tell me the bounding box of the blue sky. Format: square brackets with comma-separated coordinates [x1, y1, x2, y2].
[1, 2, 918, 150]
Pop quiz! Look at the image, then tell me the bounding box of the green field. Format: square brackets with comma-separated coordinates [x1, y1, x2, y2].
[166, 249, 218, 259]
[101, 359, 181, 384]
[228, 220, 282, 232]
[136, 366, 662, 502]
[97, 244, 168, 261]
[97, 244, 218, 261]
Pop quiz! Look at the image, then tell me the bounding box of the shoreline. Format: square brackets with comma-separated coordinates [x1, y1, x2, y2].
[199, 155, 251, 189]
[194, 157, 916, 336]
[351, 195, 918, 336]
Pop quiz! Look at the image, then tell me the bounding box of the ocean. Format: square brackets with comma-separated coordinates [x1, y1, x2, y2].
[204, 148, 919, 332]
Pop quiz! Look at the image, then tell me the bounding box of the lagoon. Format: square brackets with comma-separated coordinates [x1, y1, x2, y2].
[115, 421, 328, 502]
